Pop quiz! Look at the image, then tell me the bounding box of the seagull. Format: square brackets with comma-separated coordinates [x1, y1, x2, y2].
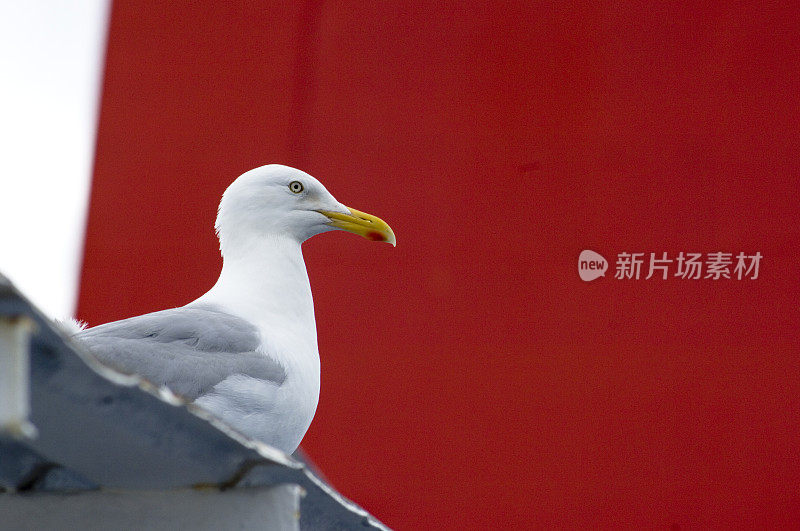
[75, 164, 395, 454]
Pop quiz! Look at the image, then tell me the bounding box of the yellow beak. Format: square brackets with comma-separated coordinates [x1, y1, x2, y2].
[317, 206, 396, 246]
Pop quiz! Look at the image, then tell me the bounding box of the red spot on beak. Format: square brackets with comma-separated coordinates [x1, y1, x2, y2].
[367, 231, 385, 242]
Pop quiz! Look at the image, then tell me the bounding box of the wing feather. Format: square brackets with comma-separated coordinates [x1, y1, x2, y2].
[76, 304, 286, 400]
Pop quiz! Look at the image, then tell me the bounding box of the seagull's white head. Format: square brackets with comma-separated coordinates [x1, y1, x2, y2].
[216, 164, 395, 256]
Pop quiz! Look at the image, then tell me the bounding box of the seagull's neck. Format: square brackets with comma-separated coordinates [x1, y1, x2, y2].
[194, 234, 318, 352]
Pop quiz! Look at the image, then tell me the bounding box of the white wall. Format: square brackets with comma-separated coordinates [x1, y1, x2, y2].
[0, 1, 110, 319]
[0, 485, 301, 531]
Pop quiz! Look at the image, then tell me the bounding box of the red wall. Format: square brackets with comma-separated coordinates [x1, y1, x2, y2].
[78, 2, 800, 528]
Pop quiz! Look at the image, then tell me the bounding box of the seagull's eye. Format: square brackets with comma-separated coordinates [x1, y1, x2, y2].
[288, 181, 304, 194]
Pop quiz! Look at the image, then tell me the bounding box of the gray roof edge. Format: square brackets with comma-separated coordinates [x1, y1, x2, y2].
[0, 273, 390, 530]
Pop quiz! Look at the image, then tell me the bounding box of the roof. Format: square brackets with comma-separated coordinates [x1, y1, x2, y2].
[0, 273, 388, 530]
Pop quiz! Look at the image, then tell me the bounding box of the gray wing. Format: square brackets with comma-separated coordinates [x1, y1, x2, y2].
[75, 304, 286, 400]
